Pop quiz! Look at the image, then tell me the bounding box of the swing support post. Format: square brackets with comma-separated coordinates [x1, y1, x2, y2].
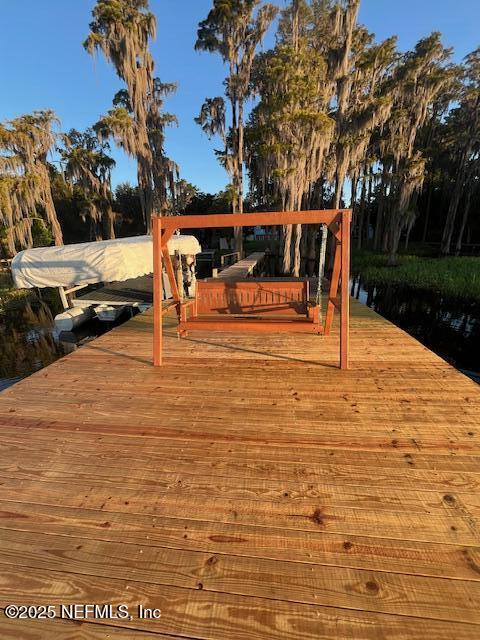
[153, 209, 351, 369]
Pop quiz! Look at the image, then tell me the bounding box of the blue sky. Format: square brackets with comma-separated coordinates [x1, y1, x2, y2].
[1, 1, 479, 194]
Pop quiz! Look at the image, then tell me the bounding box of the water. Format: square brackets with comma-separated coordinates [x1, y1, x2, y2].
[351, 276, 480, 383]
[0, 291, 132, 391]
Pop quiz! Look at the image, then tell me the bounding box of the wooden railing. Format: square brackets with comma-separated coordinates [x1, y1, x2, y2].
[220, 251, 241, 268]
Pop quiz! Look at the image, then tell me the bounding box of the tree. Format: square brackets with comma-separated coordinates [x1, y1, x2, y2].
[332, 33, 397, 209]
[0, 110, 63, 256]
[85, 0, 177, 230]
[374, 33, 454, 263]
[94, 82, 178, 225]
[246, 1, 396, 275]
[113, 182, 146, 236]
[195, 0, 277, 256]
[60, 128, 116, 240]
[312, 0, 362, 209]
[174, 180, 199, 215]
[441, 48, 480, 255]
[247, 0, 335, 275]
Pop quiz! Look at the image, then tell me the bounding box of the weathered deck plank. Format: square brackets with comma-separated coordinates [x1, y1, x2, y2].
[0, 299, 479, 638]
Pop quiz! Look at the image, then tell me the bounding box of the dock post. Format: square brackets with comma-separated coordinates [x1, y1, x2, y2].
[340, 210, 351, 370]
[153, 216, 162, 366]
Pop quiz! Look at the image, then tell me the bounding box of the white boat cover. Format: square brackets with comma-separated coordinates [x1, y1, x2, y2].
[11, 234, 202, 289]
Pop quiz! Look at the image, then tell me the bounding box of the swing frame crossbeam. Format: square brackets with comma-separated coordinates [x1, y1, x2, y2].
[152, 209, 351, 369]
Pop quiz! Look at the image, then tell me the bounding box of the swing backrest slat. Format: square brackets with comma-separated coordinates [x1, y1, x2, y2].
[196, 279, 309, 317]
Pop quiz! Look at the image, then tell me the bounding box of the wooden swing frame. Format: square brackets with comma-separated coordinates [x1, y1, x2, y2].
[153, 209, 351, 369]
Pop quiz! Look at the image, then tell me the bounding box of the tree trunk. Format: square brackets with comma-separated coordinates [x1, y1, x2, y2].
[44, 181, 63, 246]
[282, 224, 293, 274]
[311, 177, 327, 281]
[404, 193, 418, 250]
[455, 186, 473, 256]
[356, 173, 367, 250]
[329, 162, 348, 268]
[138, 163, 152, 233]
[404, 221, 413, 249]
[334, 171, 344, 209]
[421, 179, 433, 242]
[350, 173, 357, 208]
[388, 218, 402, 266]
[441, 148, 470, 255]
[310, 178, 324, 209]
[5, 229, 16, 257]
[283, 191, 300, 274]
[441, 185, 462, 255]
[365, 169, 373, 247]
[228, 86, 244, 258]
[235, 99, 245, 258]
[293, 224, 302, 277]
[382, 228, 389, 253]
[374, 173, 386, 250]
[382, 200, 391, 254]
[90, 218, 102, 242]
[317, 223, 328, 293]
[104, 207, 116, 240]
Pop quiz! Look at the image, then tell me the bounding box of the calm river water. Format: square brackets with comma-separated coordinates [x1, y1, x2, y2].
[0, 292, 129, 391]
[351, 276, 480, 383]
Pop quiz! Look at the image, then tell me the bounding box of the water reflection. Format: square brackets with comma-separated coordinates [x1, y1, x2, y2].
[0, 294, 74, 390]
[351, 275, 480, 383]
[0, 292, 130, 391]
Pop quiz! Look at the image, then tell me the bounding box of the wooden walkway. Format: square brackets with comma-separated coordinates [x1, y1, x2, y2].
[0, 299, 479, 638]
[216, 251, 265, 279]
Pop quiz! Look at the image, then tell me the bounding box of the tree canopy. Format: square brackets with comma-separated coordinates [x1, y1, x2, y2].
[0, 110, 62, 256]
[0, 0, 479, 269]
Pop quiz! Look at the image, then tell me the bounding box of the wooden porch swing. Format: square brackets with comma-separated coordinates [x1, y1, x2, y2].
[153, 209, 351, 369]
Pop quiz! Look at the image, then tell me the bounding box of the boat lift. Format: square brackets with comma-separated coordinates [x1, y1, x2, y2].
[11, 234, 202, 330]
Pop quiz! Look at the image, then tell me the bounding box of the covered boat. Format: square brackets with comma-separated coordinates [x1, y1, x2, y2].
[11, 234, 202, 290]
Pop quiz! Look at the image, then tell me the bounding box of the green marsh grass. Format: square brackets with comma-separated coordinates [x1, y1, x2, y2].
[352, 251, 480, 302]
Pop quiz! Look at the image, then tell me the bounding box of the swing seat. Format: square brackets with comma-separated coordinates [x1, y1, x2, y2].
[178, 278, 322, 335]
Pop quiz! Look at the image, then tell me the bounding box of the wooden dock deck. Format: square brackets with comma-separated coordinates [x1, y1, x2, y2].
[73, 275, 153, 307]
[0, 298, 479, 638]
[216, 251, 265, 279]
